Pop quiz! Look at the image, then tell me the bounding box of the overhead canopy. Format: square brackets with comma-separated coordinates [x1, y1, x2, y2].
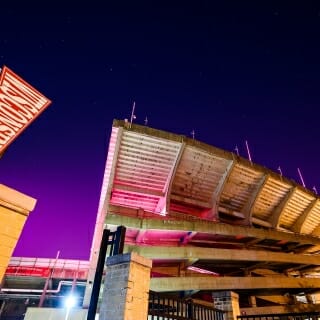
[100, 119, 320, 236]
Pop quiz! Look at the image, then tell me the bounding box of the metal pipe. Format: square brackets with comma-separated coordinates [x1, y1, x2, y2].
[39, 250, 60, 307]
[1, 280, 86, 294]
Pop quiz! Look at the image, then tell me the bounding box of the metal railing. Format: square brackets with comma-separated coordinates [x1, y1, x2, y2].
[237, 312, 320, 320]
[149, 291, 224, 320]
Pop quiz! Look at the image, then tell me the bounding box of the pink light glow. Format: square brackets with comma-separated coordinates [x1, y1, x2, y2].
[110, 189, 159, 212]
[187, 266, 219, 276]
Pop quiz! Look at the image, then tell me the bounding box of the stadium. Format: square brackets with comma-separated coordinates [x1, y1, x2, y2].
[2, 119, 320, 319]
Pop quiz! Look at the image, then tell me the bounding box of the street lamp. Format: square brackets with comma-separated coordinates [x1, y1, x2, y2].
[64, 295, 76, 320]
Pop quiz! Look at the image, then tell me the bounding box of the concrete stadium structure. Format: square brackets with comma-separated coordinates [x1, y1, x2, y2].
[2, 118, 320, 319]
[85, 119, 320, 314]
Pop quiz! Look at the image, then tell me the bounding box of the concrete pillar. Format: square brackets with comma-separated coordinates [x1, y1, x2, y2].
[249, 295, 256, 307]
[212, 291, 240, 320]
[99, 252, 152, 320]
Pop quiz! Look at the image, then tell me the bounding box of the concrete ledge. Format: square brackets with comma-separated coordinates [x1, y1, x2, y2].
[0, 184, 36, 213]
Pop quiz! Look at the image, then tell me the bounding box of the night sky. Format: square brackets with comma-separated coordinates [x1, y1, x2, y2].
[1, 2, 320, 260]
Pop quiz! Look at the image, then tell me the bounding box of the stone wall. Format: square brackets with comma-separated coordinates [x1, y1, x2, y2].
[99, 252, 152, 320]
[213, 291, 240, 320]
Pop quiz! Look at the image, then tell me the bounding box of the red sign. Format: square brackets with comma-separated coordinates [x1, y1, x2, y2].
[0, 66, 51, 153]
[5, 266, 50, 277]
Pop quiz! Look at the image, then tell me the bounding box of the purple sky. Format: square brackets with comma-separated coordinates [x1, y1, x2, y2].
[1, 2, 320, 260]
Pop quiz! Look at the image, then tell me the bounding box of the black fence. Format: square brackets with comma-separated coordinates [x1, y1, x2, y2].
[149, 291, 225, 320]
[237, 312, 320, 320]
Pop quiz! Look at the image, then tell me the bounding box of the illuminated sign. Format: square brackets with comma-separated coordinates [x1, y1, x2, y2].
[5, 266, 50, 277]
[0, 66, 51, 153]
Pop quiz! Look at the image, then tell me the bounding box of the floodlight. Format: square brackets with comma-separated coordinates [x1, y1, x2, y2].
[65, 295, 76, 309]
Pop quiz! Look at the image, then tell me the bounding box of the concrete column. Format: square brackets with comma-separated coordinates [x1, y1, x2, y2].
[99, 252, 152, 320]
[249, 295, 256, 307]
[212, 291, 240, 320]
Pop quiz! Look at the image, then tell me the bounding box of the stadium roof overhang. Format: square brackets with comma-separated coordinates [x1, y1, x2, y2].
[101, 119, 320, 236]
[96, 119, 320, 295]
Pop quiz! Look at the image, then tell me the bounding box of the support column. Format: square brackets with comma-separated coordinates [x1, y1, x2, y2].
[99, 252, 152, 320]
[212, 291, 240, 320]
[249, 295, 257, 308]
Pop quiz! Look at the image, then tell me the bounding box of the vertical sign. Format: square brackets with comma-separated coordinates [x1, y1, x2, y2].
[0, 66, 51, 153]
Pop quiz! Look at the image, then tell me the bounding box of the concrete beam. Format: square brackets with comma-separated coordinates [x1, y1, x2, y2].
[242, 174, 269, 225]
[106, 210, 320, 246]
[152, 265, 201, 277]
[150, 276, 320, 292]
[125, 245, 320, 266]
[164, 142, 186, 214]
[256, 295, 291, 305]
[212, 160, 235, 219]
[292, 199, 319, 233]
[270, 187, 296, 228]
[241, 303, 320, 315]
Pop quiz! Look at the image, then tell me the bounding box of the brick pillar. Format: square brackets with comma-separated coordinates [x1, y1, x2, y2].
[99, 252, 152, 320]
[0, 184, 36, 283]
[212, 291, 240, 320]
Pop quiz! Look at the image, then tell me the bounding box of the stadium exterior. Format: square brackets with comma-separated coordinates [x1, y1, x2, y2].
[86, 119, 320, 313]
[2, 119, 320, 319]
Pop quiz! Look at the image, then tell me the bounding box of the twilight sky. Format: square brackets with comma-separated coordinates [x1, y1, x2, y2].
[1, 2, 320, 260]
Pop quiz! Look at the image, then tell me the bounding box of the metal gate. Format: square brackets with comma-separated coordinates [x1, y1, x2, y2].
[148, 291, 224, 320]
